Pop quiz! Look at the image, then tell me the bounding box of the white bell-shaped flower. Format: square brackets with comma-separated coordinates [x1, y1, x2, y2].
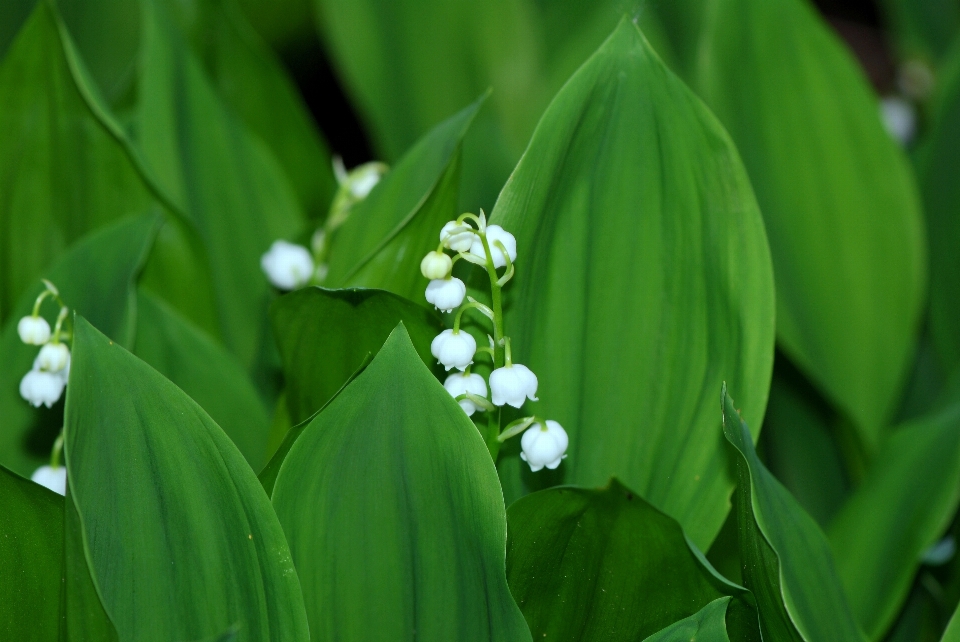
[348, 163, 385, 199]
[440, 221, 477, 253]
[420, 251, 452, 280]
[261, 240, 314, 290]
[880, 96, 916, 146]
[20, 369, 66, 408]
[520, 420, 568, 472]
[31, 465, 66, 496]
[489, 363, 538, 408]
[17, 316, 51, 345]
[431, 329, 476, 371]
[37, 342, 70, 373]
[425, 278, 466, 312]
[443, 372, 488, 416]
[469, 225, 517, 269]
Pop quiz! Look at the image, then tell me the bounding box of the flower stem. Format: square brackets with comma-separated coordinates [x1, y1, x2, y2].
[478, 230, 506, 460]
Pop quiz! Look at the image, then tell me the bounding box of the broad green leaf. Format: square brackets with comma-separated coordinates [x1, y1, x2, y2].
[0, 1, 153, 323]
[722, 386, 866, 641]
[641, 598, 734, 642]
[697, 0, 926, 450]
[878, 0, 960, 62]
[270, 325, 531, 641]
[0, 465, 63, 641]
[134, 289, 271, 470]
[489, 18, 775, 549]
[828, 403, 960, 640]
[0, 214, 158, 477]
[324, 96, 482, 301]
[944, 604, 960, 642]
[64, 316, 309, 641]
[0, 0, 35, 61]
[138, 0, 304, 369]
[506, 480, 755, 641]
[270, 286, 441, 425]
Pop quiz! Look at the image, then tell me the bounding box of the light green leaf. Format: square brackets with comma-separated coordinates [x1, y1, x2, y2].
[828, 403, 960, 640]
[944, 604, 960, 642]
[722, 386, 866, 642]
[138, 0, 304, 369]
[641, 598, 735, 642]
[0, 214, 158, 478]
[697, 0, 926, 450]
[64, 315, 309, 641]
[0, 465, 63, 641]
[270, 325, 531, 641]
[505, 480, 756, 641]
[270, 286, 441, 425]
[489, 18, 775, 549]
[134, 289, 271, 470]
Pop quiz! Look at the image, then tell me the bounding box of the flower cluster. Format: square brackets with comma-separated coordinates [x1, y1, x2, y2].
[420, 212, 568, 471]
[18, 281, 71, 410]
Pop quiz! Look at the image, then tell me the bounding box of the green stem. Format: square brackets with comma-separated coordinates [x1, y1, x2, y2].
[50, 431, 64, 469]
[478, 230, 506, 460]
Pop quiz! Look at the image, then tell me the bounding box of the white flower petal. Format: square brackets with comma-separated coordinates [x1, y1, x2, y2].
[430, 330, 477, 371]
[17, 316, 51, 345]
[425, 278, 466, 312]
[520, 420, 568, 472]
[261, 240, 314, 290]
[31, 465, 66, 496]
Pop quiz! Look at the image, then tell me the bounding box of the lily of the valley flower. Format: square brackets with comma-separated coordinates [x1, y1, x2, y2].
[261, 240, 314, 290]
[31, 465, 66, 496]
[20, 369, 66, 408]
[17, 316, 51, 345]
[440, 221, 477, 252]
[880, 96, 916, 146]
[420, 251, 452, 280]
[37, 343, 70, 373]
[443, 372, 489, 416]
[489, 363, 538, 408]
[425, 278, 466, 312]
[469, 225, 517, 269]
[431, 329, 477, 371]
[520, 420, 568, 472]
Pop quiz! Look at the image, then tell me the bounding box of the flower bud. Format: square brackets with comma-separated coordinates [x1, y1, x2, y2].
[489, 363, 538, 408]
[261, 240, 314, 290]
[346, 161, 387, 199]
[20, 369, 66, 408]
[440, 221, 477, 253]
[17, 316, 51, 345]
[431, 329, 476, 371]
[37, 343, 70, 373]
[31, 465, 66, 496]
[420, 251, 452, 280]
[469, 225, 517, 269]
[443, 372, 488, 416]
[520, 420, 568, 471]
[880, 96, 916, 146]
[425, 278, 466, 312]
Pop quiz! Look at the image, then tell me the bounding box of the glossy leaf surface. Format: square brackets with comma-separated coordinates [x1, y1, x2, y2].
[271, 325, 530, 641]
[64, 316, 309, 641]
[490, 19, 775, 549]
[722, 387, 866, 641]
[698, 0, 926, 448]
[641, 598, 734, 642]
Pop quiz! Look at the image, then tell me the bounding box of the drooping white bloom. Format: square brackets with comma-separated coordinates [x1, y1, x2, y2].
[880, 96, 916, 146]
[420, 251, 452, 280]
[349, 164, 384, 199]
[440, 221, 477, 253]
[520, 420, 568, 472]
[425, 278, 466, 312]
[469, 225, 517, 269]
[17, 316, 51, 345]
[20, 369, 66, 408]
[31, 465, 66, 496]
[489, 363, 538, 408]
[37, 342, 70, 373]
[443, 372, 489, 416]
[261, 240, 314, 290]
[431, 329, 477, 371]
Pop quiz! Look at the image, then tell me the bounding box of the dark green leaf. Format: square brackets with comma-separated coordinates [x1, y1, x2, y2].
[0, 465, 63, 641]
[697, 0, 926, 450]
[641, 597, 734, 642]
[490, 18, 775, 549]
[506, 480, 753, 641]
[64, 316, 309, 640]
[270, 324, 531, 641]
[878, 0, 960, 62]
[722, 385, 866, 641]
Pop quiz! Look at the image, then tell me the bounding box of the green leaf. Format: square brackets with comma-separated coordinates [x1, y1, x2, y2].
[828, 403, 960, 640]
[270, 324, 531, 641]
[722, 385, 866, 641]
[0, 0, 35, 60]
[0, 1, 153, 323]
[64, 315, 309, 640]
[505, 480, 755, 641]
[270, 286, 441, 425]
[0, 214, 158, 477]
[134, 289, 271, 470]
[641, 598, 735, 642]
[944, 604, 960, 642]
[138, 0, 304, 368]
[878, 0, 960, 62]
[324, 96, 482, 301]
[0, 465, 63, 641]
[489, 18, 775, 549]
[697, 0, 926, 450]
